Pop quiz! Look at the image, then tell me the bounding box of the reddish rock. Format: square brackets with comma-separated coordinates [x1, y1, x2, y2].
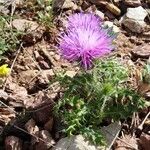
[5, 136, 22, 150]
[139, 133, 150, 150]
[131, 44, 150, 59]
[44, 117, 54, 132]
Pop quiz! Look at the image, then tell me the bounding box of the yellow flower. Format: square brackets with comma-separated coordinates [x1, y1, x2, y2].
[0, 64, 10, 77]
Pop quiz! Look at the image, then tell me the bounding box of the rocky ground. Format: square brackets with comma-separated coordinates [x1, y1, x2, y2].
[0, 0, 150, 150]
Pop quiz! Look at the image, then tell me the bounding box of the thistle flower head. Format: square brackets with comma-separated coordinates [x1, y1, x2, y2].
[59, 13, 114, 69]
[67, 13, 101, 29]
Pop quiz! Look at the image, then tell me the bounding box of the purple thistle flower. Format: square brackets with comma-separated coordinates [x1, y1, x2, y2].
[67, 13, 102, 29]
[59, 13, 114, 69]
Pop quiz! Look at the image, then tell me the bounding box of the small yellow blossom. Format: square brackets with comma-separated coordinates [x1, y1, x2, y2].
[0, 64, 10, 77]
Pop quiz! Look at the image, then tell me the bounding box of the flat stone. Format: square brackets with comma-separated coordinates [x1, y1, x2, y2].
[18, 70, 39, 84]
[52, 135, 98, 150]
[131, 44, 150, 58]
[12, 19, 39, 32]
[121, 6, 148, 33]
[126, 6, 147, 21]
[101, 122, 121, 149]
[53, 122, 121, 150]
[122, 19, 146, 33]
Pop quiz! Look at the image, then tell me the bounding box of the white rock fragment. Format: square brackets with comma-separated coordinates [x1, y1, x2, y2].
[65, 70, 77, 78]
[103, 21, 120, 34]
[121, 6, 148, 33]
[126, 6, 147, 21]
[104, 21, 113, 27]
[96, 10, 104, 20]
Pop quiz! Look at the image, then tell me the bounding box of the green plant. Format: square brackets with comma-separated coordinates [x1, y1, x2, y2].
[142, 63, 150, 84]
[18, 0, 53, 29]
[36, 0, 54, 28]
[54, 58, 145, 145]
[0, 16, 23, 60]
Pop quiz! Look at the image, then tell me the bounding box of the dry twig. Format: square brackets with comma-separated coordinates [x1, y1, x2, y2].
[2, 43, 22, 90]
[138, 111, 150, 130]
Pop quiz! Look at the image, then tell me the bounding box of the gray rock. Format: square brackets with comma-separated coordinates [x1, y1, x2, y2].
[52, 135, 98, 150]
[121, 6, 148, 33]
[126, 6, 147, 21]
[12, 19, 39, 32]
[53, 122, 121, 150]
[101, 122, 121, 150]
